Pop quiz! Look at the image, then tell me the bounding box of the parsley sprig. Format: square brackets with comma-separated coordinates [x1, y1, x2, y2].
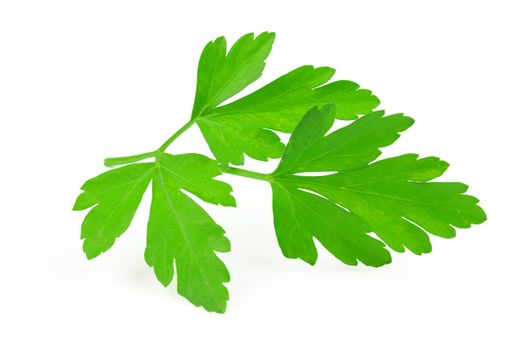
[75, 33, 486, 313]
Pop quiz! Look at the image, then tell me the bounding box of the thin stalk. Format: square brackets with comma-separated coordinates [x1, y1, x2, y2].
[219, 164, 272, 182]
[104, 119, 197, 167]
[158, 119, 196, 152]
[104, 150, 160, 167]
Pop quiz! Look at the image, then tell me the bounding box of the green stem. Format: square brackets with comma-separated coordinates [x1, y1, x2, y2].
[219, 164, 272, 182]
[158, 119, 196, 152]
[104, 119, 197, 167]
[104, 151, 160, 167]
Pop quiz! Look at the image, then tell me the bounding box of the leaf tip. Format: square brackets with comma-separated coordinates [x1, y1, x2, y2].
[83, 247, 101, 260]
[206, 302, 228, 314]
[155, 270, 174, 287]
[260, 31, 276, 42]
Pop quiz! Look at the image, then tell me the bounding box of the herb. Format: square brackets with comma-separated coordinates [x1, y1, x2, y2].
[267, 105, 485, 265]
[74, 32, 486, 313]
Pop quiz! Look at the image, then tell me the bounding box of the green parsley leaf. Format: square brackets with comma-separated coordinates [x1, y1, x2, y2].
[270, 105, 486, 263]
[272, 182, 392, 266]
[74, 154, 234, 312]
[73, 163, 155, 259]
[192, 34, 379, 165]
[191, 32, 275, 119]
[146, 153, 233, 312]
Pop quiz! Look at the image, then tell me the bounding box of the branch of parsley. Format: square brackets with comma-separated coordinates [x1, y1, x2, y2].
[75, 32, 487, 314]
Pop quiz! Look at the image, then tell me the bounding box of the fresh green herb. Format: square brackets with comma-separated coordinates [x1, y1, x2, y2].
[265, 105, 485, 265]
[74, 32, 486, 313]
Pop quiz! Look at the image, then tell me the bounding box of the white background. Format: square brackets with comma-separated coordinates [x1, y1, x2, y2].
[1, 0, 523, 349]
